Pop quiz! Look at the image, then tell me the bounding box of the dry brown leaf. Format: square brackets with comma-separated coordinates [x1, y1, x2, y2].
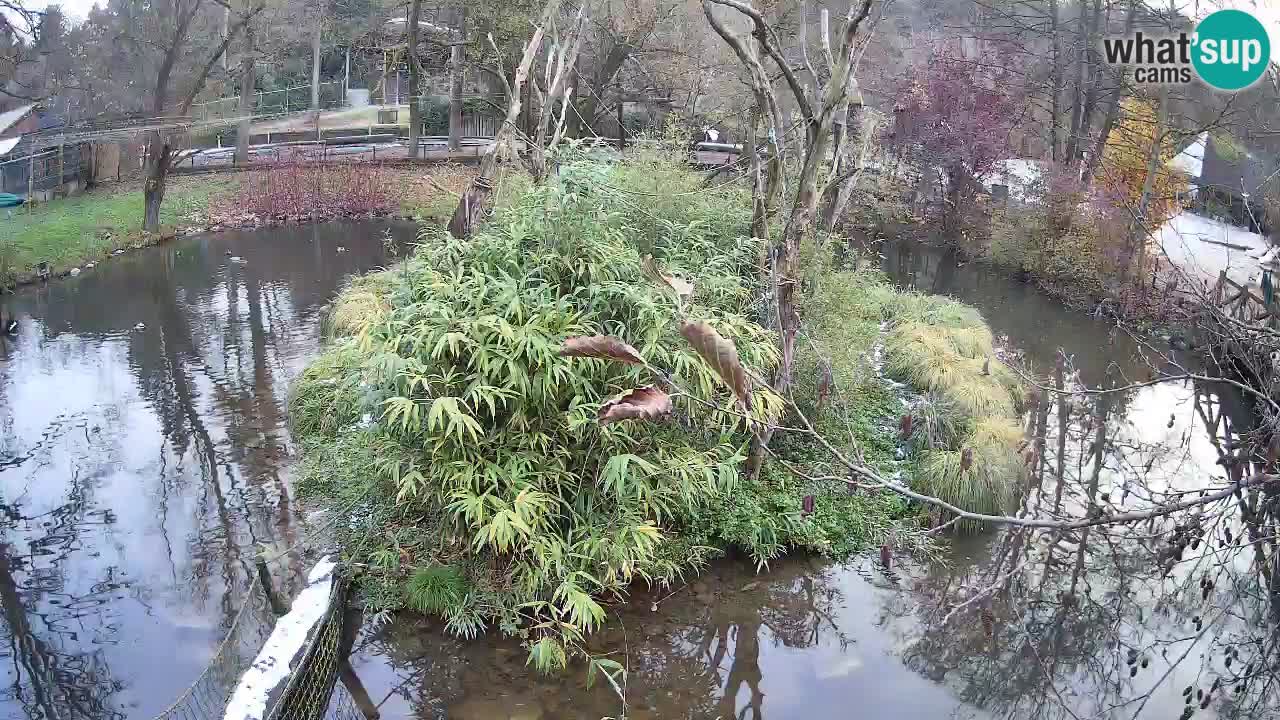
[679, 320, 751, 409]
[560, 336, 645, 365]
[815, 361, 834, 413]
[642, 255, 695, 301]
[598, 385, 673, 425]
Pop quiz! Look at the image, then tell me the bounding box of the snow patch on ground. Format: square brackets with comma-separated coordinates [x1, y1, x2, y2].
[1156, 210, 1271, 286]
[223, 556, 337, 720]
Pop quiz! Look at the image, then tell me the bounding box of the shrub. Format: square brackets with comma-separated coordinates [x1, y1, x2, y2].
[915, 416, 1025, 530]
[1097, 98, 1188, 231]
[986, 200, 1112, 292]
[220, 164, 398, 221]
[295, 151, 783, 671]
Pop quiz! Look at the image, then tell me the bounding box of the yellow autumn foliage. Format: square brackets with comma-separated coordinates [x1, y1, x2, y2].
[1098, 98, 1188, 230]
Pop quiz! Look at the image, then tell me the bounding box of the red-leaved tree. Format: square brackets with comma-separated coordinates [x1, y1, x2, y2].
[893, 43, 1020, 228]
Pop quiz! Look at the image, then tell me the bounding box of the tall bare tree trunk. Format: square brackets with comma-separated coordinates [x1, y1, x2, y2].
[819, 80, 864, 232]
[235, 21, 255, 166]
[1064, 0, 1090, 165]
[311, 3, 322, 109]
[143, 2, 261, 233]
[1048, 0, 1061, 163]
[449, 42, 463, 152]
[449, 1, 557, 237]
[1081, 0, 1134, 189]
[406, 0, 422, 159]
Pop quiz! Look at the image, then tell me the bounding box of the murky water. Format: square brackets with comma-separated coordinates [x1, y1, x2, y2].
[0, 220, 416, 720]
[2, 227, 1267, 720]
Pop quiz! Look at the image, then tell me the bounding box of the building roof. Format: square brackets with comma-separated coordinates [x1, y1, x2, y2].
[0, 136, 20, 157]
[0, 104, 36, 136]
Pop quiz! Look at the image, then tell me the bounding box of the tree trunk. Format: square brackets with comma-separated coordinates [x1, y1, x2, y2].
[1128, 88, 1167, 277]
[234, 22, 255, 166]
[1048, 0, 1061, 163]
[1071, 0, 1105, 169]
[448, 6, 551, 238]
[407, 0, 422, 159]
[382, 52, 391, 105]
[748, 104, 768, 240]
[1064, 0, 1090, 165]
[820, 89, 863, 232]
[449, 42, 463, 152]
[1080, 0, 1134, 189]
[143, 130, 171, 232]
[311, 2, 322, 110]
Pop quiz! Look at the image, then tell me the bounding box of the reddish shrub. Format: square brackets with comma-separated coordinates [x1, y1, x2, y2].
[224, 163, 398, 222]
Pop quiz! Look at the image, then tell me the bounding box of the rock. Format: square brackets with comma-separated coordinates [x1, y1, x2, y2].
[69, 267, 81, 276]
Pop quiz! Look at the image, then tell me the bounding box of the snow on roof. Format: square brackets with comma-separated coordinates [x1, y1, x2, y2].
[0, 136, 19, 157]
[0, 104, 35, 135]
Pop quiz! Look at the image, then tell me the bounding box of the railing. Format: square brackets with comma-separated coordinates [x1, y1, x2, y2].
[192, 82, 349, 124]
[1212, 271, 1278, 328]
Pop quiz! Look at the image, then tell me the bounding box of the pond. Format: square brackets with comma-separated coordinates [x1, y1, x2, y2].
[0, 226, 1266, 720]
[0, 220, 417, 719]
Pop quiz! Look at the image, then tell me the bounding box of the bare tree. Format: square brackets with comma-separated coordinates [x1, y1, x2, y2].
[141, 0, 264, 232]
[700, 0, 876, 476]
[446, 0, 584, 237]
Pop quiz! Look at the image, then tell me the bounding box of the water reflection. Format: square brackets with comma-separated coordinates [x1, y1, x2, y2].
[0, 220, 415, 719]
[349, 559, 980, 720]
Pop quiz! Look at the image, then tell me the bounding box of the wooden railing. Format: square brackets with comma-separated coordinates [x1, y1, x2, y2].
[1212, 271, 1278, 328]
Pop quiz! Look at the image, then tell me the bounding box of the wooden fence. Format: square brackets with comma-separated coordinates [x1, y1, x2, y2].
[1212, 271, 1278, 328]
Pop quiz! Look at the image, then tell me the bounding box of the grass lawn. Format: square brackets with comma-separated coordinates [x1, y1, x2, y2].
[2, 175, 237, 284]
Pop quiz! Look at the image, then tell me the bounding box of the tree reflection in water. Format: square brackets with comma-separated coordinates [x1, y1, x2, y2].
[888, 373, 1280, 720]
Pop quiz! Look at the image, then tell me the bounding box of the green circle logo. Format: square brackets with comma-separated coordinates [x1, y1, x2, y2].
[1193, 9, 1271, 90]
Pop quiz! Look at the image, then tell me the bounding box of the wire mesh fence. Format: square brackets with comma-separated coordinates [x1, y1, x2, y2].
[151, 573, 276, 720]
[135, 556, 365, 720]
[0, 141, 91, 197]
[192, 82, 350, 124]
[267, 574, 350, 720]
